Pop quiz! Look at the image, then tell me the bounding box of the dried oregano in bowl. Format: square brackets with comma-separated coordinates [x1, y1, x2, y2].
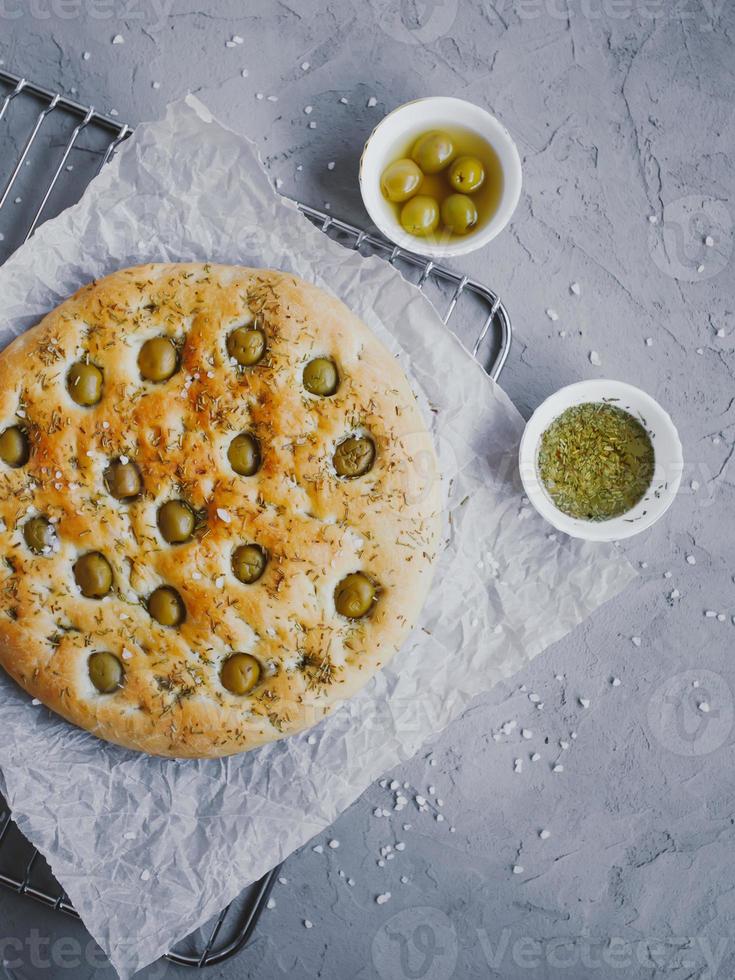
[537, 402, 655, 521]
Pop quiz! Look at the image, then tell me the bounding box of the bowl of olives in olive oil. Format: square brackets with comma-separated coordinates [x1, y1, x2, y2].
[360, 96, 522, 257]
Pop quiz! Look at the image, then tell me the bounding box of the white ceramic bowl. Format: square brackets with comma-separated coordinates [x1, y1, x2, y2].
[518, 380, 684, 542]
[359, 96, 522, 258]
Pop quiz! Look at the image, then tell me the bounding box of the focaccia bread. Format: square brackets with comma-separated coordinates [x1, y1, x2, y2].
[0, 264, 442, 757]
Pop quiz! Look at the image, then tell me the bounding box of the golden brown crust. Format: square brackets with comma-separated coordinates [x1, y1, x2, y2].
[0, 264, 441, 757]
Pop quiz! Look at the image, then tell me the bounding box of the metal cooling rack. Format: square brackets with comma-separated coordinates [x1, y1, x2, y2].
[0, 66, 513, 970]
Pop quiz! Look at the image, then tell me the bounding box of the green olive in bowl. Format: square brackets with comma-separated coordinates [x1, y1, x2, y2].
[380, 158, 423, 203]
[448, 155, 485, 193]
[411, 131, 454, 174]
[441, 194, 478, 235]
[400, 196, 440, 237]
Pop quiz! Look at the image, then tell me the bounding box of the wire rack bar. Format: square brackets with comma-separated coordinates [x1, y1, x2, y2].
[0, 64, 513, 971]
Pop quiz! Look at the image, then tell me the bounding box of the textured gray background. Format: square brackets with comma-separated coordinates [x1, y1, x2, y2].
[0, 2, 734, 978]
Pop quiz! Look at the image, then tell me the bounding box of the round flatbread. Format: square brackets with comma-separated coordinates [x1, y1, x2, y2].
[0, 264, 441, 757]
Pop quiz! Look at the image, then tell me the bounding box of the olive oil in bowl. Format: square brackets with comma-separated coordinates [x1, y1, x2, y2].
[380, 125, 504, 245]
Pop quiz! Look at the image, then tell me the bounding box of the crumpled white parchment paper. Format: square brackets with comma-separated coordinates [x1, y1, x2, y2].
[0, 96, 636, 977]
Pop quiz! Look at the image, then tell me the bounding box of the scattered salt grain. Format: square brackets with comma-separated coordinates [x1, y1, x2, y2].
[512, 865, 524, 875]
[328, 839, 339, 849]
[705, 610, 717, 618]
[514, 758, 522, 773]
[121, 649, 133, 661]
[152, 81, 161, 89]
[140, 869, 150, 881]
[308, 121, 317, 129]
[539, 829, 551, 840]
[347, 878, 355, 886]
[589, 350, 602, 366]
[266, 898, 276, 909]
[82, 51, 90, 60]
[31, 698, 41, 706]
[312, 844, 323, 854]
[705, 235, 714, 247]
[436, 814, 445, 823]
[367, 96, 377, 107]
[578, 698, 590, 709]
[307, 734, 316, 745]
[376, 893, 391, 905]
[267, 95, 278, 102]
[112, 34, 124, 44]
[717, 613, 726, 622]
[390, 780, 400, 790]
[215, 575, 225, 589]
[631, 636, 641, 647]
[395, 842, 406, 851]
[552, 764, 564, 773]
[303, 919, 313, 928]
[327, 161, 335, 170]
[278, 876, 288, 885]
[232, 34, 244, 44]
[698, 702, 711, 713]
[301, 61, 310, 71]
[531, 752, 540, 762]
[521, 728, 532, 739]
[645, 337, 653, 346]
[664, 570, 672, 579]
[256, 93, 264, 100]
[216, 508, 231, 523]
[611, 677, 621, 687]
[686, 555, 696, 565]
[648, 215, 658, 224]
[339, 97, 348, 104]
[716, 328, 726, 337]
[124, 831, 136, 840]
[545, 308, 559, 321]
[570, 282, 581, 296]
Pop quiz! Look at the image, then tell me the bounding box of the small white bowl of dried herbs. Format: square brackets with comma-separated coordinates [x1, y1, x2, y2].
[519, 380, 683, 542]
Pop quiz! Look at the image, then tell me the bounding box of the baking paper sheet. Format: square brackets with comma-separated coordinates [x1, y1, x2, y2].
[0, 97, 636, 977]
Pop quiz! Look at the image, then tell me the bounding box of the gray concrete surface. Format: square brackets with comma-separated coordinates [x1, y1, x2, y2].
[0, 2, 734, 978]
